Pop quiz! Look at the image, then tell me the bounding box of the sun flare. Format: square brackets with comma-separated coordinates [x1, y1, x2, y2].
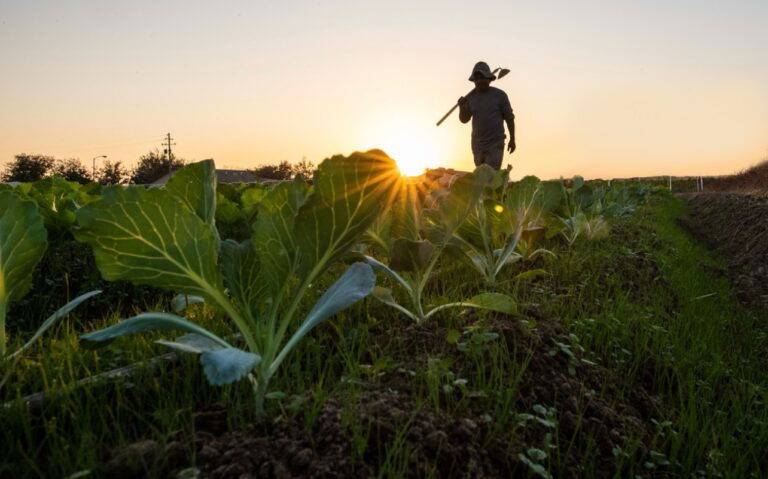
[388, 139, 437, 177]
[357, 114, 445, 177]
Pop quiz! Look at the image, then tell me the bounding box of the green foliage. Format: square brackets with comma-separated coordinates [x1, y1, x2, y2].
[97, 160, 129, 185]
[130, 149, 184, 184]
[51, 158, 92, 184]
[0, 190, 97, 359]
[1, 154, 56, 182]
[214, 182, 269, 241]
[548, 177, 651, 246]
[251, 159, 316, 181]
[17, 177, 101, 240]
[76, 151, 398, 411]
[453, 174, 562, 286]
[364, 166, 517, 323]
[166, 159, 218, 225]
[0, 191, 48, 356]
[7, 236, 169, 334]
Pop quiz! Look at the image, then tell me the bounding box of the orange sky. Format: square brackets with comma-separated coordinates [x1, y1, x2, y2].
[1, 1, 766, 179]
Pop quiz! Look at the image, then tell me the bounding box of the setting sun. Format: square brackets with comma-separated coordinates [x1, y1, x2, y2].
[356, 113, 446, 177]
[388, 138, 437, 176]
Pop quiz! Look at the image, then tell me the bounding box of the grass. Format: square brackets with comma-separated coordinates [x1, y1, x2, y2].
[1, 191, 767, 478]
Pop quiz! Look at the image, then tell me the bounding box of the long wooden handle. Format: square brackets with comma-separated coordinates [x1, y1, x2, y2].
[436, 103, 460, 126]
[436, 88, 475, 126]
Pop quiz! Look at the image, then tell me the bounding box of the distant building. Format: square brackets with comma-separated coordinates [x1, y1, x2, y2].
[150, 169, 260, 186]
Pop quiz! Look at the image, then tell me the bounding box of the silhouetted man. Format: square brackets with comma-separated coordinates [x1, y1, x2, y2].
[458, 61, 515, 170]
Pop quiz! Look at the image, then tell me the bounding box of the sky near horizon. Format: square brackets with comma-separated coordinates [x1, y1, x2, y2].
[1, 0, 767, 179]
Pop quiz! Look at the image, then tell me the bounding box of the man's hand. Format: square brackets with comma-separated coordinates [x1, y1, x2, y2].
[458, 96, 468, 107]
[507, 140, 516, 154]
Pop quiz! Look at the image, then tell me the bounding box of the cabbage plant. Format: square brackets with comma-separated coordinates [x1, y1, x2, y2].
[549, 177, 645, 245]
[16, 177, 102, 240]
[364, 166, 517, 323]
[452, 176, 562, 286]
[0, 189, 100, 361]
[75, 152, 399, 412]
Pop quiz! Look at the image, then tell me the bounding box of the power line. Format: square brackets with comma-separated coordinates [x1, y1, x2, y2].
[0, 137, 165, 157]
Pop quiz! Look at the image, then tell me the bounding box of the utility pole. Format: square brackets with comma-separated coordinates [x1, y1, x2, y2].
[162, 133, 176, 176]
[92, 155, 107, 180]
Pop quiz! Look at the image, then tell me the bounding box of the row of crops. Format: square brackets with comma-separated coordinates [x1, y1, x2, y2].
[0, 150, 653, 413]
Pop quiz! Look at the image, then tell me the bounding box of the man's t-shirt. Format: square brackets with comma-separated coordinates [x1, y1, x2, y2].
[467, 87, 514, 152]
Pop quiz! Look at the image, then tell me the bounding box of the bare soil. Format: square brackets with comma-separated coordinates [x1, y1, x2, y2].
[103, 312, 660, 478]
[683, 192, 768, 308]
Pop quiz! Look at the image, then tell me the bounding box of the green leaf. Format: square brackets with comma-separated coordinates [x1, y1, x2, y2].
[371, 285, 418, 321]
[171, 294, 205, 312]
[389, 238, 434, 272]
[506, 177, 563, 226]
[372, 286, 398, 306]
[300, 262, 374, 334]
[294, 150, 399, 279]
[574, 184, 594, 210]
[252, 179, 309, 300]
[434, 165, 494, 237]
[166, 160, 217, 225]
[11, 290, 101, 358]
[156, 333, 224, 354]
[489, 165, 512, 191]
[215, 194, 243, 225]
[220, 239, 263, 319]
[364, 255, 412, 294]
[0, 190, 48, 306]
[216, 182, 242, 203]
[240, 184, 268, 220]
[446, 329, 461, 344]
[201, 348, 261, 385]
[463, 248, 489, 275]
[24, 178, 85, 235]
[464, 293, 517, 315]
[514, 269, 549, 282]
[270, 262, 375, 374]
[74, 186, 224, 304]
[527, 447, 548, 461]
[80, 312, 231, 349]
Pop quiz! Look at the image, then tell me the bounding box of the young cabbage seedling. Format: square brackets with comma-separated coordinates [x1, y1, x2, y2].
[0, 189, 100, 362]
[75, 152, 400, 413]
[364, 166, 517, 324]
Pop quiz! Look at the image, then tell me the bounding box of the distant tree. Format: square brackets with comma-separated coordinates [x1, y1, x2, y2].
[98, 160, 129, 185]
[251, 160, 294, 180]
[292, 159, 316, 180]
[2, 153, 56, 182]
[130, 149, 184, 184]
[51, 158, 92, 184]
[251, 160, 316, 181]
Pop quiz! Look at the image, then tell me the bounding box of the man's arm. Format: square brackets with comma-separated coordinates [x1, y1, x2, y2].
[501, 92, 515, 153]
[458, 96, 472, 123]
[506, 117, 516, 154]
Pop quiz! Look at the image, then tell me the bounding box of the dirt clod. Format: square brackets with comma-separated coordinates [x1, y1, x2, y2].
[103, 439, 162, 479]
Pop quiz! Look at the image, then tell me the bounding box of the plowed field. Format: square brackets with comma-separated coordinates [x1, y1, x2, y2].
[684, 192, 768, 308]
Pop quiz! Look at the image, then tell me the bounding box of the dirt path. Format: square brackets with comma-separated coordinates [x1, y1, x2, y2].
[682, 192, 768, 308]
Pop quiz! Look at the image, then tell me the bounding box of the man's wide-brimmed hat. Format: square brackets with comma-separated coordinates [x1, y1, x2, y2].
[468, 61, 496, 81]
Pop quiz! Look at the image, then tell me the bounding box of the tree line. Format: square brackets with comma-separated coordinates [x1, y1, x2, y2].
[1, 151, 316, 184]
